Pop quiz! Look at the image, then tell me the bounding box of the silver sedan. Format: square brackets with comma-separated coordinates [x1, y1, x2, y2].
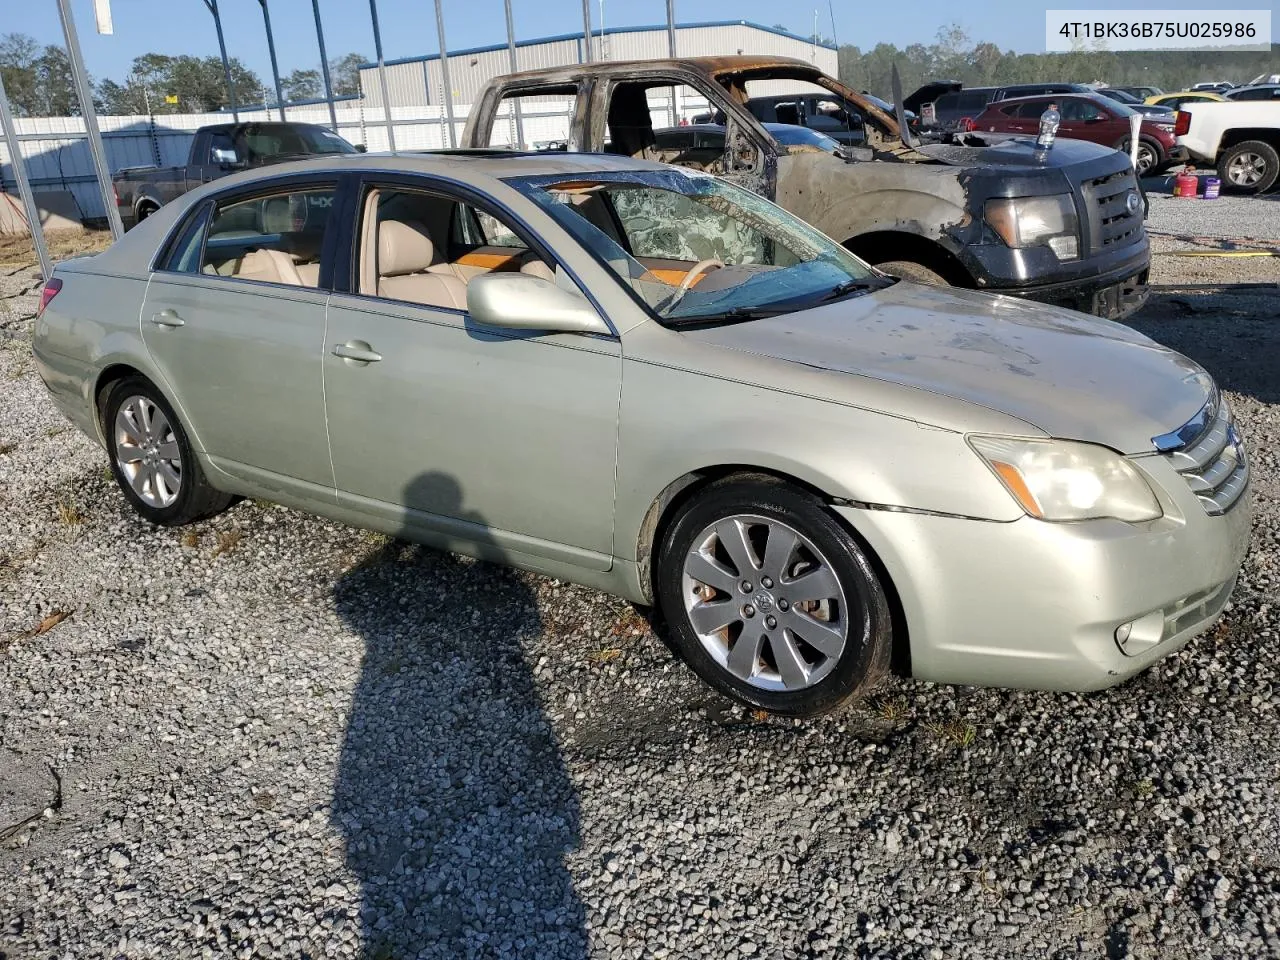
[33, 152, 1250, 716]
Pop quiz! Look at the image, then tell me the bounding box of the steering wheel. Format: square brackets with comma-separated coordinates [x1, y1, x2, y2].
[677, 258, 725, 296]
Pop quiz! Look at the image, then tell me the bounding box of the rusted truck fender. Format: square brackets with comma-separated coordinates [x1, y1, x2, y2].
[775, 153, 973, 275]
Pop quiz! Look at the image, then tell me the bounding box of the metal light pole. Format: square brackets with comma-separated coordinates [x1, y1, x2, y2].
[0, 70, 51, 279]
[55, 0, 124, 239]
[202, 0, 239, 120]
[256, 0, 287, 120]
[503, 0, 524, 148]
[581, 0, 593, 61]
[311, 0, 338, 129]
[433, 0, 457, 148]
[368, 0, 396, 150]
[666, 0, 679, 125]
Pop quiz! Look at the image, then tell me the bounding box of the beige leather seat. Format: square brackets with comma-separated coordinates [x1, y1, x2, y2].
[519, 255, 556, 283]
[377, 220, 468, 309]
[237, 248, 304, 286]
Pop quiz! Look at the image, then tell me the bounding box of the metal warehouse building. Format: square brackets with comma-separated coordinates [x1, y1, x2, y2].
[358, 20, 839, 107]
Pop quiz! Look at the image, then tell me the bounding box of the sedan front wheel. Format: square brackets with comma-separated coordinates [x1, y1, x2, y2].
[656, 475, 893, 716]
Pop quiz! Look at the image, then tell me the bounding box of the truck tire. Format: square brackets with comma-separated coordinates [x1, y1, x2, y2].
[872, 261, 950, 286]
[1217, 140, 1280, 194]
[135, 201, 159, 222]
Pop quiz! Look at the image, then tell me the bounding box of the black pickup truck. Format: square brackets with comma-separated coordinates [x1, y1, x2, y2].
[463, 57, 1151, 320]
[113, 121, 362, 229]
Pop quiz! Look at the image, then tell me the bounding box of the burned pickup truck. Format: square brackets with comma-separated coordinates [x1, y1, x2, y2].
[461, 57, 1150, 319]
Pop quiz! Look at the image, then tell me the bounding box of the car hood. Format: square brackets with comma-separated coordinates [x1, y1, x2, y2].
[680, 282, 1208, 454]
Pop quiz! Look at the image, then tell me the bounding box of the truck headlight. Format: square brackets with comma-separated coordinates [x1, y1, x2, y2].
[984, 195, 1079, 260]
[969, 436, 1162, 522]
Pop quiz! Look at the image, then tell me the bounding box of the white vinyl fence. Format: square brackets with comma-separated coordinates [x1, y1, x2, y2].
[1, 91, 713, 222]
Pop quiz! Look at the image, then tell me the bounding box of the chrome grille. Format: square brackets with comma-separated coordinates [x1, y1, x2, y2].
[1156, 391, 1249, 516]
[1081, 169, 1143, 254]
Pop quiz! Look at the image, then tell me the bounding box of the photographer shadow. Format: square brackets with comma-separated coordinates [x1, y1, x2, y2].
[330, 472, 586, 959]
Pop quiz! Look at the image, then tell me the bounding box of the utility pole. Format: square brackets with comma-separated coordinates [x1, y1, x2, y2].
[581, 0, 593, 61]
[55, 0, 124, 239]
[311, 0, 339, 130]
[433, 0, 457, 148]
[0, 69, 51, 279]
[369, 0, 396, 150]
[666, 0, 679, 125]
[256, 0, 287, 121]
[201, 0, 239, 121]
[503, 0, 524, 148]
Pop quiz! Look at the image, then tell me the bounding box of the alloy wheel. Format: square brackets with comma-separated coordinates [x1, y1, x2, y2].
[681, 513, 849, 691]
[114, 395, 182, 508]
[1228, 151, 1267, 187]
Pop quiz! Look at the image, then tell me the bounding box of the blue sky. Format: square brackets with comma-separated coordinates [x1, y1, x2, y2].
[9, 0, 1277, 84]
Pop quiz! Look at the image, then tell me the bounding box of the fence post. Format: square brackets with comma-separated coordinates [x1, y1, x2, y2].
[55, 0, 124, 239]
[0, 71, 52, 279]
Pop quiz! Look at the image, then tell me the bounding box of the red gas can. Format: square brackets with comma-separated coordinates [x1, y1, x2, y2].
[1174, 170, 1199, 198]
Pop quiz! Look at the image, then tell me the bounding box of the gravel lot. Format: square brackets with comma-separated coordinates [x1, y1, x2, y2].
[2, 202, 1279, 960]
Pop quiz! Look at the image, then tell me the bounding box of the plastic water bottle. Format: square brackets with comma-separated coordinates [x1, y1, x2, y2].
[1037, 103, 1061, 151]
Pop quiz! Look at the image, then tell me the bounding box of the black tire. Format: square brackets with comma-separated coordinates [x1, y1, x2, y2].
[870, 260, 951, 286]
[135, 201, 159, 222]
[1117, 136, 1164, 177]
[655, 474, 893, 717]
[103, 376, 233, 526]
[1217, 140, 1280, 194]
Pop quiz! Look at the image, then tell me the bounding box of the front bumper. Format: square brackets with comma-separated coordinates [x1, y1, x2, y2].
[965, 235, 1152, 320]
[836, 467, 1251, 692]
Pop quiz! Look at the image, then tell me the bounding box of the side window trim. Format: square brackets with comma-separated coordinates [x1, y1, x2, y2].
[154, 199, 213, 274]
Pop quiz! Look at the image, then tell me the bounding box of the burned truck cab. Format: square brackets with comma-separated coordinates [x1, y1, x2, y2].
[462, 56, 1150, 321]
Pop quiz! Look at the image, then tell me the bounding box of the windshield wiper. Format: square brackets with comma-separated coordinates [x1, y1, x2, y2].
[665, 306, 782, 326]
[820, 279, 883, 302]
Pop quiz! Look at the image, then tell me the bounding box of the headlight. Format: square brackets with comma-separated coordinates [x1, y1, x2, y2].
[984, 195, 1079, 260]
[969, 436, 1162, 522]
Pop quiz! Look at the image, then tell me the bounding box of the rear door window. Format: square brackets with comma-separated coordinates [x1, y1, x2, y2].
[200, 185, 337, 287]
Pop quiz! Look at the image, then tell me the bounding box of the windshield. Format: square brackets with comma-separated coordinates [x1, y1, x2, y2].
[509, 169, 882, 324]
[1101, 89, 1140, 104]
[237, 125, 358, 160]
[764, 123, 841, 152]
[1100, 97, 1139, 118]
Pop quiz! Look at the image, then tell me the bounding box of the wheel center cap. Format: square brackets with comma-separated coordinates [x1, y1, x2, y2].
[755, 592, 775, 614]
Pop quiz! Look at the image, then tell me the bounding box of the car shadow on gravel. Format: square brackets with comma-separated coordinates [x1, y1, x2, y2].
[331, 472, 587, 960]
[1130, 289, 1280, 405]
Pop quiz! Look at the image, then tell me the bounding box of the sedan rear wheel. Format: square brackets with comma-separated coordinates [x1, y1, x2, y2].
[104, 376, 233, 526]
[656, 475, 893, 716]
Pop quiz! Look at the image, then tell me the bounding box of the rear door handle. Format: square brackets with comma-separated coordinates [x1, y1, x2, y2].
[150, 309, 185, 327]
[332, 341, 383, 365]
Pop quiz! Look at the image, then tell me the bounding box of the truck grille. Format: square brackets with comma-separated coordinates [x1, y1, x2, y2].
[1082, 169, 1143, 255]
[1155, 390, 1249, 516]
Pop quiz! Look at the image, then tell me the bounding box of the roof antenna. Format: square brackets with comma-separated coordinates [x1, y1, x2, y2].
[890, 64, 917, 149]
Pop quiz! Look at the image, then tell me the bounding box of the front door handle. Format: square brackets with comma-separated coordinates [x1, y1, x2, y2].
[332, 340, 383, 365]
[150, 309, 185, 327]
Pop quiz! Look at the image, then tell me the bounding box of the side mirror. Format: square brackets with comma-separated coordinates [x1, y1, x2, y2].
[466, 273, 610, 336]
[354, 143, 368, 153]
[211, 147, 245, 169]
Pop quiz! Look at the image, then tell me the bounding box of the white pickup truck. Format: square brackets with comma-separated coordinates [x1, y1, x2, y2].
[1176, 101, 1280, 193]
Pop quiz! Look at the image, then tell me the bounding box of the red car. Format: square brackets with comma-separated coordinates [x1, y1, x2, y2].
[973, 93, 1184, 176]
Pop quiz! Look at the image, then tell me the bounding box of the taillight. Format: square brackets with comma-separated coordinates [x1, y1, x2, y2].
[1174, 111, 1191, 136]
[38, 277, 62, 317]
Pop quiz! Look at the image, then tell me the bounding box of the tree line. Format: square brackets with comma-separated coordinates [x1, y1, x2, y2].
[2, 25, 1278, 119]
[0, 32, 364, 117]
[838, 26, 1279, 100]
